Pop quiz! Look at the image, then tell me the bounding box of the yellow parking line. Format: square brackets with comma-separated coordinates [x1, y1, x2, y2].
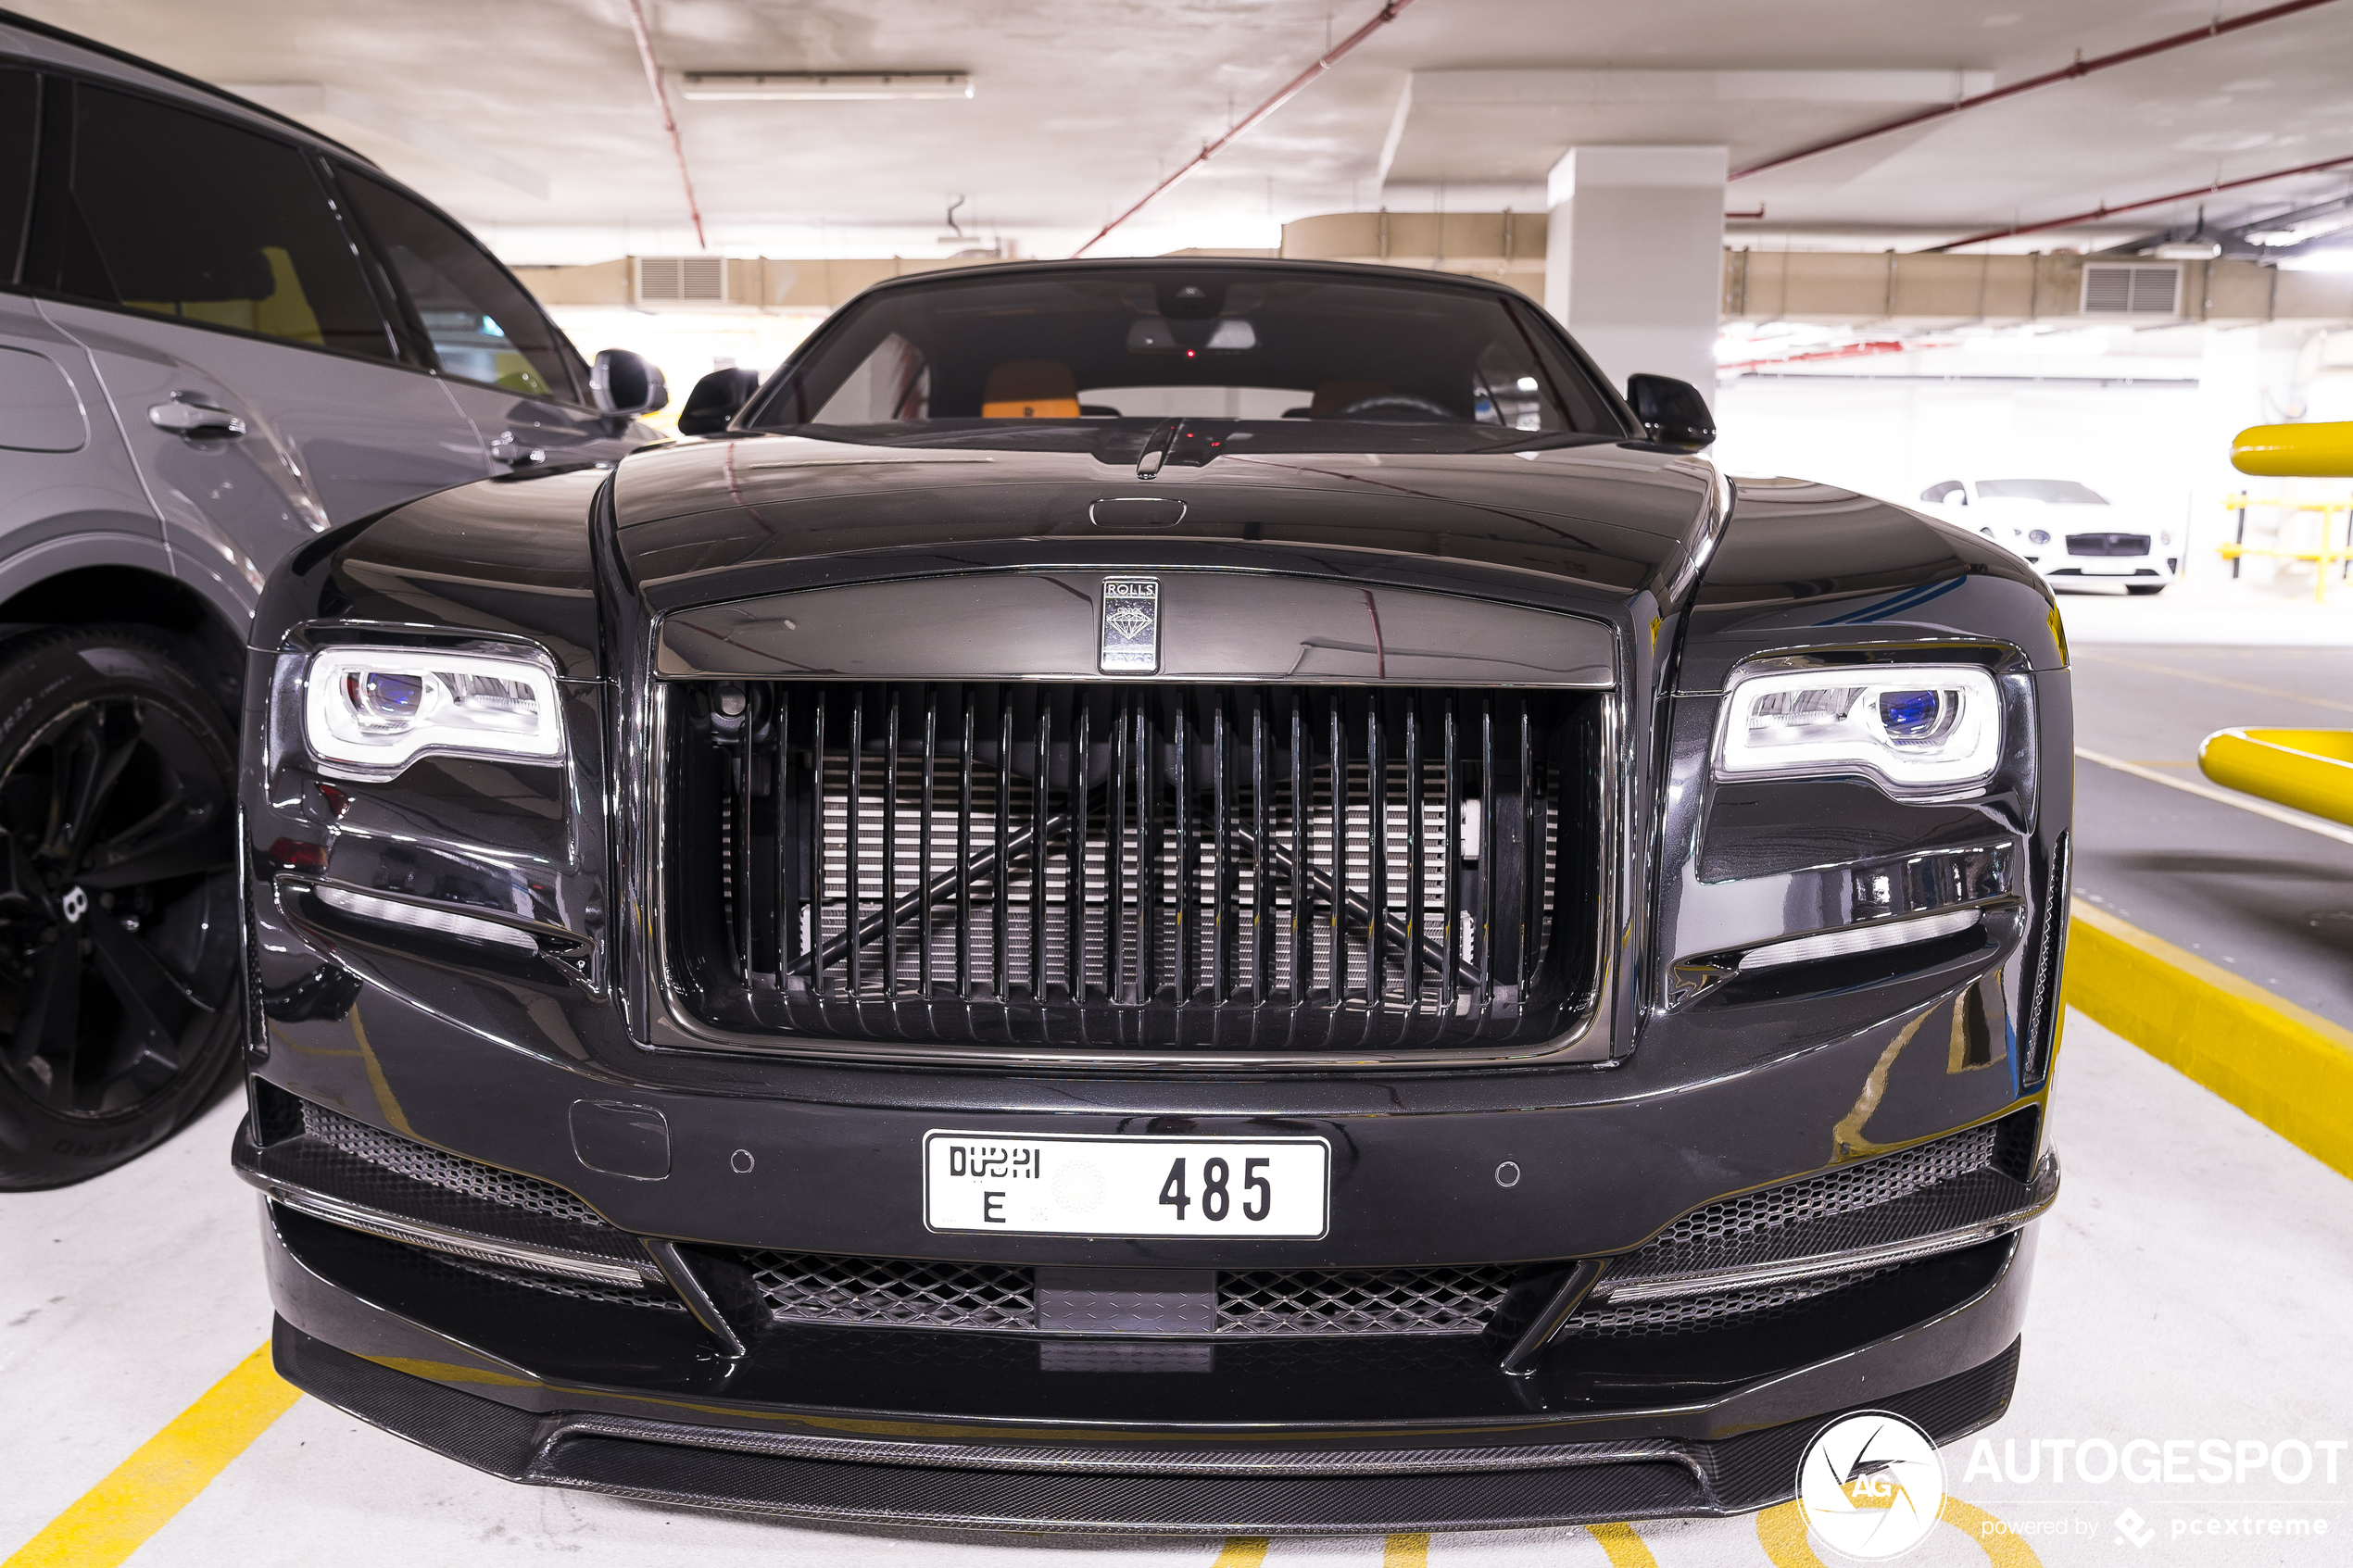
[1211, 1538, 1268, 1567]
[1755, 1495, 2042, 1566]
[1586, 1521, 1658, 1565]
[3, 1341, 296, 1568]
[1381, 1533, 1428, 1565]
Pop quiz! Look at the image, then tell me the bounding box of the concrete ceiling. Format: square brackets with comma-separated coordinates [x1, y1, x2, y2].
[14, 0, 2353, 261]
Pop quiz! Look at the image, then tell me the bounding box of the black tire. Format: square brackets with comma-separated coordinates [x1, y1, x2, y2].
[0, 627, 242, 1189]
[2125, 583, 2167, 596]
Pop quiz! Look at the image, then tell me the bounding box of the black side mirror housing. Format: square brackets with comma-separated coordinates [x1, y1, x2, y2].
[675, 368, 762, 436]
[591, 348, 670, 417]
[1626, 373, 1716, 452]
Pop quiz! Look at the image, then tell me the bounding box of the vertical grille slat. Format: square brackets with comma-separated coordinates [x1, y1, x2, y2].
[672, 682, 1595, 1053]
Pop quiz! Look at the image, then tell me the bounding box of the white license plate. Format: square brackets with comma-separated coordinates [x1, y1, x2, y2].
[923, 1132, 1330, 1238]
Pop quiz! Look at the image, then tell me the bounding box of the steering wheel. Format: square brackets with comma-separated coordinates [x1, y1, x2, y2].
[1331, 393, 1465, 421]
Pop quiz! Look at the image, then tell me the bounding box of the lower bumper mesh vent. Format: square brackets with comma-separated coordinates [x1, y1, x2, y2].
[741, 1253, 1516, 1337]
[299, 1100, 606, 1230]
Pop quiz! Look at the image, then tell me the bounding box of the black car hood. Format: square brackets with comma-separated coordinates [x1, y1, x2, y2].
[608, 433, 1720, 616]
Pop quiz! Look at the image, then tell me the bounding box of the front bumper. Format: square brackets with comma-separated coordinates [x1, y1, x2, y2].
[248, 1092, 2049, 1532]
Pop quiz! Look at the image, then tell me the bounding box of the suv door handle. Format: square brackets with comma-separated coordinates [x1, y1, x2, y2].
[490, 433, 547, 469]
[148, 396, 246, 440]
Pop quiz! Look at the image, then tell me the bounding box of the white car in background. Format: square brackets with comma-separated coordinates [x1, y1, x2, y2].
[1919, 478, 2176, 595]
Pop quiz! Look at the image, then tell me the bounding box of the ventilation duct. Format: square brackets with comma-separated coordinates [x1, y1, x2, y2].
[635, 256, 730, 305]
[2080, 262, 2182, 317]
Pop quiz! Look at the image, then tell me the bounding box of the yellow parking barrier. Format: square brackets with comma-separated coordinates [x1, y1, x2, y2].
[2232, 420, 2353, 478]
[2214, 495, 2353, 599]
[2199, 728, 2353, 826]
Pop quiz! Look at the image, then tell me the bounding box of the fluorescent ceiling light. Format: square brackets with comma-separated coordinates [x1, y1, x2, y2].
[681, 71, 972, 101]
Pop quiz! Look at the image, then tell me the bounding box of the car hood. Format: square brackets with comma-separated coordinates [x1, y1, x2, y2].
[607, 433, 1721, 617]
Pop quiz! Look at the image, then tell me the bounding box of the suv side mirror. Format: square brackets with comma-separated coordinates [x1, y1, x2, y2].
[591, 348, 669, 417]
[1626, 373, 1715, 452]
[675, 368, 761, 436]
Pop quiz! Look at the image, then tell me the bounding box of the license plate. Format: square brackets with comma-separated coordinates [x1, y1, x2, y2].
[923, 1132, 1330, 1238]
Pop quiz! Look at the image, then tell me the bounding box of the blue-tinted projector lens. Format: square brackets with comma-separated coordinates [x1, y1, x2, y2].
[1878, 689, 1941, 736]
[362, 671, 424, 718]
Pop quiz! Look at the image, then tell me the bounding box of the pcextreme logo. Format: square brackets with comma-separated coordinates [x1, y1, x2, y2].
[1797, 1411, 1948, 1560]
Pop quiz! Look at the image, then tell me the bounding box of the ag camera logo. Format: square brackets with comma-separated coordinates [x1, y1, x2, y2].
[1797, 1411, 1947, 1560]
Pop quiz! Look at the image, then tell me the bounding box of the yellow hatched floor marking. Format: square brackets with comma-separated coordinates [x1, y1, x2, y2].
[4, 1341, 296, 1568]
[1586, 1521, 1659, 1565]
[1381, 1533, 1429, 1566]
[1211, 1538, 1269, 1567]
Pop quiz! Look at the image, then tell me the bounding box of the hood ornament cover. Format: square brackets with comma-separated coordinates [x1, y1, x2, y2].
[1100, 576, 1160, 672]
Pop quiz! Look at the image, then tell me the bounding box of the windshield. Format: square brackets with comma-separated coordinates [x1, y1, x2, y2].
[1976, 479, 2108, 505]
[742, 264, 1630, 458]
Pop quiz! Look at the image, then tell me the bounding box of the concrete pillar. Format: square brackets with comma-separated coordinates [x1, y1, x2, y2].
[1544, 145, 1727, 406]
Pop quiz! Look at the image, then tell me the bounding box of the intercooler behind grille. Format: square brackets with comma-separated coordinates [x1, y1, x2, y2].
[666, 682, 1604, 1052]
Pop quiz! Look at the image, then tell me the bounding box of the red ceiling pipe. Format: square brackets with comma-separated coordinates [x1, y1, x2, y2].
[1731, 0, 2344, 185]
[1925, 152, 2353, 252]
[623, 0, 707, 249]
[1072, 0, 1423, 258]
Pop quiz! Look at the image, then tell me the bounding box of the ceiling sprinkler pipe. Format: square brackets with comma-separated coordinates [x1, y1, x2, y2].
[623, 0, 707, 249]
[1924, 152, 2353, 252]
[1730, 0, 2345, 185]
[1072, 0, 1422, 258]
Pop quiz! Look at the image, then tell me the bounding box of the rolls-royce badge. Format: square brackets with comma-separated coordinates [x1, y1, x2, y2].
[1100, 577, 1160, 672]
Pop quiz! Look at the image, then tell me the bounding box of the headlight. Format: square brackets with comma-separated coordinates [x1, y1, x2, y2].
[2160, 530, 2173, 546]
[2026, 529, 2050, 546]
[1714, 664, 2003, 797]
[302, 646, 564, 779]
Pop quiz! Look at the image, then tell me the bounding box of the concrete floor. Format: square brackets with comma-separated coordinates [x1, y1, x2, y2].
[6, 1010, 2348, 1566]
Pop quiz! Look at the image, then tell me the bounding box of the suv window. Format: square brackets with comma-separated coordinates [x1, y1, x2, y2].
[0, 70, 33, 282]
[37, 82, 393, 359]
[337, 172, 580, 401]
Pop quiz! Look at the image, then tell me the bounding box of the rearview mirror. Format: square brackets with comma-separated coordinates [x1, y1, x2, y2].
[591, 348, 669, 417]
[676, 368, 761, 436]
[1625, 373, 1715, 452]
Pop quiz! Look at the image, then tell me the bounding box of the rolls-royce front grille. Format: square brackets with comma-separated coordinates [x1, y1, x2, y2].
[665, 681, 1604, 1053]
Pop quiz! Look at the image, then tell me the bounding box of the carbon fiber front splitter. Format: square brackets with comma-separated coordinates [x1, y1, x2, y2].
[272, 1318, 2022, 1535]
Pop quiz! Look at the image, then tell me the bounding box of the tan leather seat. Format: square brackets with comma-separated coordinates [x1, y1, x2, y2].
[982, 360, 1081, 418]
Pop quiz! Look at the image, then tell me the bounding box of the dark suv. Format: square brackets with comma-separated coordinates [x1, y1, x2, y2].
[0, 13, 664, 1185]
[236, 259, 2066, 1533]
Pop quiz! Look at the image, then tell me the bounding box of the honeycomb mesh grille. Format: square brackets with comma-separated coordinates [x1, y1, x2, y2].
[1637, 1123, 1998, 1260]
[740, 1254, 1516, 1337]
[1562, 1270, 1889, 1339]
[749, 1253, 1038, 1331]
[298, 1102, 604, 1229]
[1217, 1266, 1513, 1337]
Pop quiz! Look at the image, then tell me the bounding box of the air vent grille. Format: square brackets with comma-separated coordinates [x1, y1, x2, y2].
[2081, 263, 2180, 317]
[635, 255, 730, 304]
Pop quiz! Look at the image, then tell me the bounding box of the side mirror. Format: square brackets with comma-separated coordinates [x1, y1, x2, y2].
[675, 368, 762, 436]
[1625, 373, 1715, 452]
[591, 348, 669, 417]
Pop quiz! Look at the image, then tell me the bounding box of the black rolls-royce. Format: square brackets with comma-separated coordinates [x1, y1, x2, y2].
[234, 258, 2067, 1534]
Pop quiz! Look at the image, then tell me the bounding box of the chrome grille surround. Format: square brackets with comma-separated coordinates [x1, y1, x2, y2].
[655, 679, 1615, 1068]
